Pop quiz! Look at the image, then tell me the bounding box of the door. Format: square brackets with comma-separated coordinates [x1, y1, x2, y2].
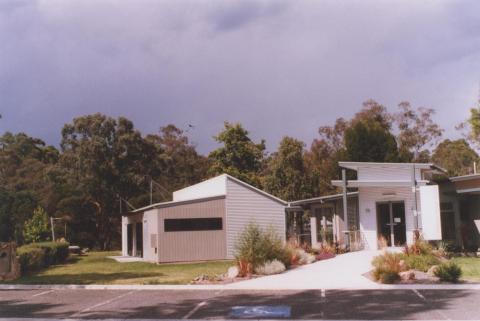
[127, 224, 133, 256]
[376, 202, 406, 247]
[135, 222, 143, 257]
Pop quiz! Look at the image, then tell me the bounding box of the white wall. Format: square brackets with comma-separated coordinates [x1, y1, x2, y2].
[173, 175, 227, 201]
[358, 186, 418, 250]
[142, 209, 159, 262]
[225, 178, 286, 259]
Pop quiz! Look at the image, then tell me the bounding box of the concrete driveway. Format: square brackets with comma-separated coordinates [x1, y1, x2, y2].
[226, 250, 381, 290]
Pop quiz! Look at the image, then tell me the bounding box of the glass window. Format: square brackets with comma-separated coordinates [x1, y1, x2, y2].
[164, 217, 223, 232]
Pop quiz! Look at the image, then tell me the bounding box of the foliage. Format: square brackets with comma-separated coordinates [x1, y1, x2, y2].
[434, 261, 462, 283]
[344, 101, 399, 162]
[295, 248, 316, 265]
[394, 101, 443, 162]
[404, 238, 433, 256]
[403, 254, 440, 272]
[372, 252, 404, 284]
[432, 139, 479, 176]
[263, 136, 313, 201]
[23, 207, 50, 244]
[209, 122, 265, 188]
[17, 242, 69, 273]
[234, 223, 290, 276]
[254, 259, 286, 275]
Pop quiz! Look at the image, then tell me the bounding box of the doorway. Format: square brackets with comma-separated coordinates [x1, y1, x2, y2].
[135, 222, 143, 257]
[376, 202, 406, 247]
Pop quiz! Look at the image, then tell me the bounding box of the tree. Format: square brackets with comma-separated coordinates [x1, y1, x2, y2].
[23, 206, 50, 243]
[146, 125, 209, 197]
[305, 118, 348, 196]
[344, 100, 399, 162]
[209, 122, 265, 187]
[432, 139, 479, 176]
[0, 132, 59, 243]
[59, 113, 157, 249]
[264, 137, 312, 201]
[394, 102, 443, 162]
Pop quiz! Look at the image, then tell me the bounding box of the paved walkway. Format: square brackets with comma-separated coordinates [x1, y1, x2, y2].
[226, 250, 381, 290]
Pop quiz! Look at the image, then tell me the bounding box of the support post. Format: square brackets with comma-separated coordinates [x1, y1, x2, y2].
[412, 165, 419, 231]
[342, 169, 348, 230]
[310, 216, 318, 249]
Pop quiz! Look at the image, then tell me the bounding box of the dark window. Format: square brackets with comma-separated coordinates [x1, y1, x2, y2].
[164, 217, 223, 232]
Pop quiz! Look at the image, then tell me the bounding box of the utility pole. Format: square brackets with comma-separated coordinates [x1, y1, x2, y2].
[50, 217, 55, 242]
[150, 179, 153, 205]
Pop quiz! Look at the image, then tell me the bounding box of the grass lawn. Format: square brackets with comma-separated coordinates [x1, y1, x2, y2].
[452, 257, 480, 282]
[8, 251, 233, 285]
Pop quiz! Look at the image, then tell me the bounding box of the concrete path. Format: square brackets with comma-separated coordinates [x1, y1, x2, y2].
[226, 250, 381, 290]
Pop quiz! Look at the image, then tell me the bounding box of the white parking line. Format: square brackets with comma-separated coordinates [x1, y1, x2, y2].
[69, 290, 135, 317]
[31, 290, 55, 297]
[182, 300, 207, 319]
[413, 289, 426, 300]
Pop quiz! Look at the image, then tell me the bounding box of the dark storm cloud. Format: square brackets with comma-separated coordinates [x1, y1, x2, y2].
[1, 0, 480, 154]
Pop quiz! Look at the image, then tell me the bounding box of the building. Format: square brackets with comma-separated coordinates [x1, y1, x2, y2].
[121, 174, 286, 263]
[122, 161, 480, 262]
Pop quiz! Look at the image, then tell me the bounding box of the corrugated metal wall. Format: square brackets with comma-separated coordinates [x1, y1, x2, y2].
[157, 198, 227, 263]
[225, 178, 286, 259]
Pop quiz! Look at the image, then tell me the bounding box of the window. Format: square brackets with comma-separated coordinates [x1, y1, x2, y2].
[164, 217, 223, 232]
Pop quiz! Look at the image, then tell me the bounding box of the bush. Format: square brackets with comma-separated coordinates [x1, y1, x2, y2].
[234, 223, 290, 276]
[403, 254, 440, 272]
[296, 249, 316, 265]
[434, 262, 462, 283]
[404, 239, 433, 256]
[17, 246, 46, 273]
[254, 259, 286, 275]
[372, 252, 403, 284]
[23, 207, 51, 244]
[17, 241, 70, 273]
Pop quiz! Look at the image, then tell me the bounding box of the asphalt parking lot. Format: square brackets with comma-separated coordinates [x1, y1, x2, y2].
[1, 288, 480, 320]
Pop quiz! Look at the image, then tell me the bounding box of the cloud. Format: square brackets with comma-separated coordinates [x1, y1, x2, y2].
[1, 0, 479, 154]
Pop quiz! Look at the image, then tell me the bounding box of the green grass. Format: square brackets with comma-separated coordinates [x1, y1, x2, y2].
[452, 257, 480, 282]
[6, 251, 233, 285]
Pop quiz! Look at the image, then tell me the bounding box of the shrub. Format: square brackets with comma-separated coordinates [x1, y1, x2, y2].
[254, 259, 286, 275]
[296, 249, 316, 265]
[17, 241, 70, 273]
[17, 246, 45, 273]
[434, 262, 462, 283]
[23, 207, 50, 244]
[403, 254, 440, 272]
[372, 252, 403, 284]
[234, 223, 290, 276]
[404, 238, 433, 256]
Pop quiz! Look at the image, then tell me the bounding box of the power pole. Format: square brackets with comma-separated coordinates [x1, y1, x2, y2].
[50, 217, 55, 242]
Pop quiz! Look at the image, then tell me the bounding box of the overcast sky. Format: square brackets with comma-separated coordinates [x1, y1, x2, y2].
[1, 0, 479, 154]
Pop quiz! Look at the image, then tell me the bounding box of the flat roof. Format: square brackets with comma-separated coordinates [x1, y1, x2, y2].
[338, 161, 445, 173]
[332, 179, 430, 188]
[126, 195, 226, 215]
[289, 192, 358, 206]
[450, 173, 480, 182]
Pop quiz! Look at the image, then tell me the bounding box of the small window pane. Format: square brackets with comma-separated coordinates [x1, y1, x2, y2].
[164, 218, 223, 232]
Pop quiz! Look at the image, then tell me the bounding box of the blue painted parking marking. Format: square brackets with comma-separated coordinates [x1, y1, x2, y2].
[230, 305, 291, 318]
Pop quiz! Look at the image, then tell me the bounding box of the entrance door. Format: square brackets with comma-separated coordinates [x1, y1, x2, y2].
[376, 202, 406, 247]
[315, 207, 335, 244]
[135, 222, 143, 257]
[127, 224, 133, 256]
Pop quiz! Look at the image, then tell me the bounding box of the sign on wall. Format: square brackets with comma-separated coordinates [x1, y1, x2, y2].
[419, 185, 442, 240]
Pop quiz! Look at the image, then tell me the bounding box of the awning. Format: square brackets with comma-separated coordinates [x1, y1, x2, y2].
[331, 179, 429, 188]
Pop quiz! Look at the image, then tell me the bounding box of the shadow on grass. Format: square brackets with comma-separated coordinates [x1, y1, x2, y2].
[14, 272, 165, 285]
